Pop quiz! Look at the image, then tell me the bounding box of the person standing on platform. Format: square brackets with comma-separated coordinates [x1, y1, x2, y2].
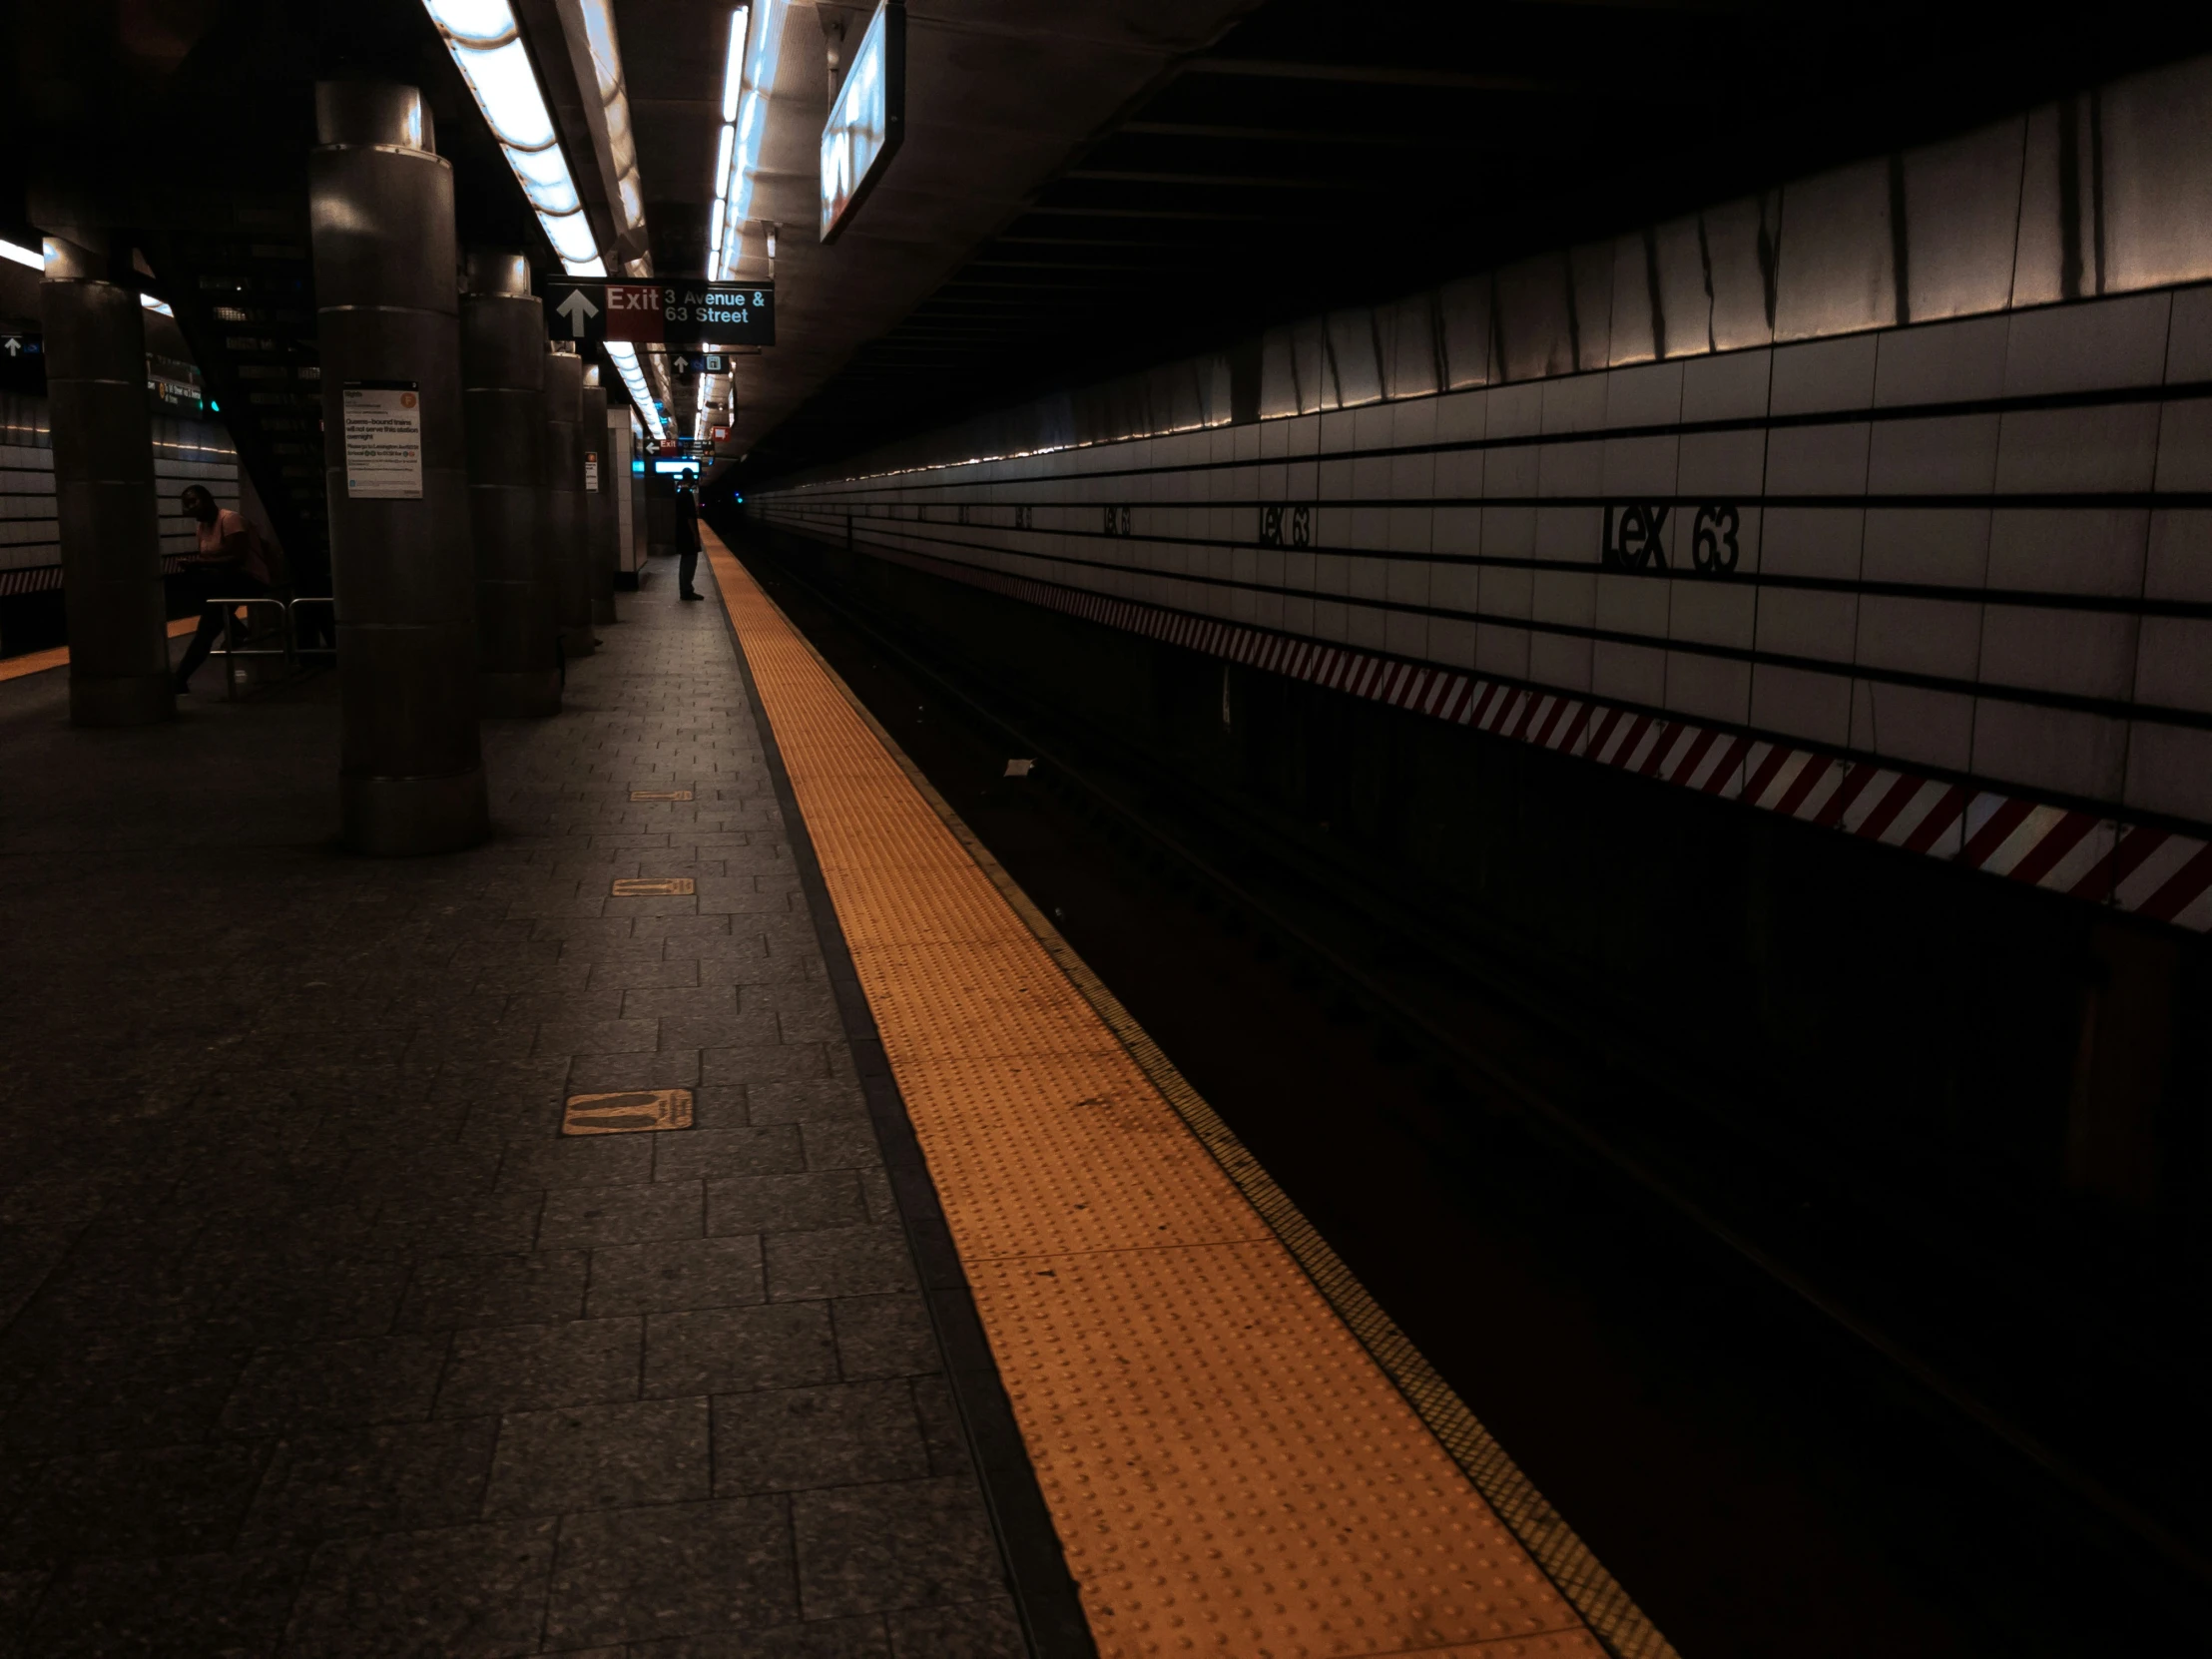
[173, 484, 275, 692]
[675, 472, 704, 601]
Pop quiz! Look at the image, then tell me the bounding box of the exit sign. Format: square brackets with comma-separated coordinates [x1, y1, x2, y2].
[544, 280, 775, 346]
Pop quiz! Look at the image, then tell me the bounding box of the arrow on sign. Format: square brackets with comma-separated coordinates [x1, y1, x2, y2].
[555, 288, 600, 338]
[2, 338, 18, 357]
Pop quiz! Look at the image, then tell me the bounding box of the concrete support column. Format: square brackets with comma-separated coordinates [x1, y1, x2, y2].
[543, 347, 593, 660]
[309, 82, 488, 854]
[461, 250, 559, 718]
[41, 232, 173, 727]
[582, 367, 616, 626]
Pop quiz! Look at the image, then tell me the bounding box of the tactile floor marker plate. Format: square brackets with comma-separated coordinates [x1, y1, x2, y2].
[562, 1088, 695, 1135]
[710, 537, 1608, 1659]
[611, 877, 696, 896]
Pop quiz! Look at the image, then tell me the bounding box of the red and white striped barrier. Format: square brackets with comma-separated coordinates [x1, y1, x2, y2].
[770, 515, 2212, 933]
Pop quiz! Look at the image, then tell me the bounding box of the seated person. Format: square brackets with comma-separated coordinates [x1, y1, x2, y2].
[173, 485, 275, 693]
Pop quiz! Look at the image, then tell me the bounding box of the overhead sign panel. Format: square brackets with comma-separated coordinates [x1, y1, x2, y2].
[669, 351, 731, 380]
[0, 328, 44, 395]
[542, 280, 775, 346]
[820, 0, 904, 245]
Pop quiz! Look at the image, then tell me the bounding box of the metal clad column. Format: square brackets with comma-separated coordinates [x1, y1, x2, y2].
[41, 233, 172, 727]
[309, 82, 488, 854]
[631, 427, 650, 577]
[544, 347, 592, 660]
[611, 414, 640, 588]
[582, 366, 616, 625]
[461, 250, 559, 717]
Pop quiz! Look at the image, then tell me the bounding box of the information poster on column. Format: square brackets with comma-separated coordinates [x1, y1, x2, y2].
[584, 451, 600, 492]
[342, 382, 422, 498]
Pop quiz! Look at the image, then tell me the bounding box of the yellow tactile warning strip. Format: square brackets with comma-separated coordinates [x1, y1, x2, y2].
[631, 789, 694, 801]
[708, 532, 1675, 1659]
[562, 1088, 695, 1135]
[611, 876, 696, 896]
[0, 616, 199, 685]
[793, 653, 1673, 1658]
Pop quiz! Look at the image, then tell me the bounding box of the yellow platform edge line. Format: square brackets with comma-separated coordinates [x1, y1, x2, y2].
[0, 616, 197, 685]
[707, 531, 1677, 1659]
[705, 531, 1681, 1659]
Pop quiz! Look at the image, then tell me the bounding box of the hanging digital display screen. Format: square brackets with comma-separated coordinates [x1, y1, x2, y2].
[819, 0, 903, 245]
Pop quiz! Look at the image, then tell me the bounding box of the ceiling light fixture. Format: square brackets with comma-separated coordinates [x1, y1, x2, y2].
[571, 0, 647, 244]
[713, 0, 786, 279]
[605, 342, 665, 441]
[421, 0, 676, 438]
[706, 6, 750, 277]
[721, 7, 748, 123]
[422, 0, 605, 276]
[706, 118, 736, 271]
[8, 236, 174, 312]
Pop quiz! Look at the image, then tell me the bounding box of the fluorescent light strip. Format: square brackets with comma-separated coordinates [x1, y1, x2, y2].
[574, 0, 645, 235]
[423, 0, 606, 278]
[607, 348, 660, 438]
[713, 121, 736, 199]
[7, 237, 172, 314]
[721, 9, 748, 124]
[605, 342, 665, 441]
[705, 7, 748, 276]
[421, 0, 693, 437]
[716, 0, 786, 279]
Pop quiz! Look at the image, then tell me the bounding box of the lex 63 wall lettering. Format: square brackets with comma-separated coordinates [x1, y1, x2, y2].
[1601, 503, 1743, 575]
[1258, 504, 1313, 549]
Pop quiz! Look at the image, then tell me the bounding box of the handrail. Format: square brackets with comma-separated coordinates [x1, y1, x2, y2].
[184, 597, 340, 699]
[204, 596, 292, 700]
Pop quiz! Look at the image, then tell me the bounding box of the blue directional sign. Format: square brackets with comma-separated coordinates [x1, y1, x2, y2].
[0, 328, 44, 394]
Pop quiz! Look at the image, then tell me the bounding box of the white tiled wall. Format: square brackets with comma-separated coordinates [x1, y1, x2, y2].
[762, 54, 2212, 831]
[0, 390, 238, 587]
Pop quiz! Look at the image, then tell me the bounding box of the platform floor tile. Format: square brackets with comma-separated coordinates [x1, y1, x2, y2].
[0, 557, 1023, 1657]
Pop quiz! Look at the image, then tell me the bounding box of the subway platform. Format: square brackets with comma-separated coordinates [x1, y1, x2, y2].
[0, 541, 1662, 1658]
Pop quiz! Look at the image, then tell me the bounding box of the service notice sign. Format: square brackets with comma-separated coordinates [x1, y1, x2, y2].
[342, 382, 422, 498]
[584, 451, 600, 492]
[543, 280, 775, 347]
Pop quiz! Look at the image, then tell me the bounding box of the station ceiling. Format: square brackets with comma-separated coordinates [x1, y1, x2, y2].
[629, 0, 2212, 483]
[7, 2, 2211, 484]
[614, 0, 1257, 462]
